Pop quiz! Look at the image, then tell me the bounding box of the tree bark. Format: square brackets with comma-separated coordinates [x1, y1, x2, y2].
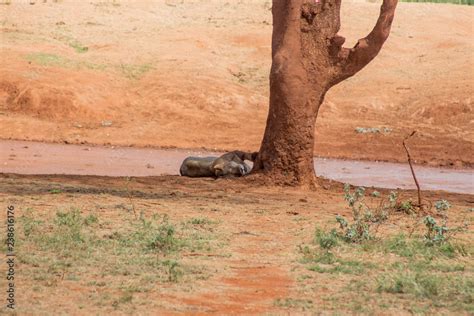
[253, 0, 398, 187]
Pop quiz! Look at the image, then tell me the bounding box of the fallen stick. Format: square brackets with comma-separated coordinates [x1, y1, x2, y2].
[402, 131, 423, 212]
[182, 253, 228, 257]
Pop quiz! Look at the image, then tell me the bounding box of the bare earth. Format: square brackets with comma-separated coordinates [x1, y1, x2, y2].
[1, 0, 473, 167]
[0, 174, 473, 314]
[0, 1, 473, 315]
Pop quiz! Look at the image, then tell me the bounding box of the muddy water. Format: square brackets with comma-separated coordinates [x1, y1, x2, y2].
[1, 140, 472, 194]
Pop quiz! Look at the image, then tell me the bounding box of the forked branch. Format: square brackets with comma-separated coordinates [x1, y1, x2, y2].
[331, 0, 398, 85]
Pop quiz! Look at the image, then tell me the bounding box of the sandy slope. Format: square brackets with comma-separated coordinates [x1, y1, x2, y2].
[0, 0, 473, 167]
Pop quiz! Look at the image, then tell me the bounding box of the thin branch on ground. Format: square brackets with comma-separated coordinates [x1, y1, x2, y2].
[403, 131, 424, 213]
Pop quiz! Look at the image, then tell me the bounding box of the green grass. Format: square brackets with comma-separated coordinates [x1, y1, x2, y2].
[274, 298, 313, 311]
[25, 53, 106, 71]
[111, 292, 133, 309]
[17, 208, 217, 310]
[368, 233, 470, 259]
[296, 226, 473, 313]
[315, 228, 339, 250]
[26, 53, 69, 67]
[297, 189, 473, 313]
[69, 40, 89, 54]
[308, 259, 376, 275]
[377, 272, 473, 308]
[25, 52, 153, 80]
[187, 217, 215, 225]
[51, 32, 89, 54]
[118, 63, 154, 80]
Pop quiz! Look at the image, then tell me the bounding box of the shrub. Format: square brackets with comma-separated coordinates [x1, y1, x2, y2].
[335, 184, 391, 242]
[161, 260, 183, 282]
[435, 200, 451, 212]
[147, 223, 180, 253]
[315, 228, 338, 250]
[424, 216, 449, 245]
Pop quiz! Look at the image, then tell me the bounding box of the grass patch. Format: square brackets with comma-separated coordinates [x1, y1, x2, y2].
[25, 51, 153, 80]
[26, 53, 69, 67]
[188, 217, 215, 225]
[69, 39, 89, 53]
[51, 32, 89, 54]
[18, 208, 218, 309]
[377, 272, 473, 308]
[111, 292, 133, 309]
[161, 259, 183, 282]
[145, 221, 183, 253]
[315, 228, 339, 250]
[299, 186, 471, 310]
[25, 52, 106, 71]
[83, 214, 99, 226]
[118, 63, 153, 80]
[274, 298, 313, 310]
[68, 39, 89, 54]
[372, 233, 469, 259]
[309, 259, 376, 275]
[300, 243, 376, 275]
[297, 222, 473, 313]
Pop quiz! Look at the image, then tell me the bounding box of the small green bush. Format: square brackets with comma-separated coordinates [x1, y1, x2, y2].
[315, 228, 338, 250]
[435, 200, 451, 212]
[147, 223, 180, 253]
[424, 216, 449, 245]
[161, 260, 183, 282]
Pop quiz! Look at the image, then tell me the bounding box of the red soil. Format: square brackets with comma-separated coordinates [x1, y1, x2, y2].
[0, 1, 472, 167]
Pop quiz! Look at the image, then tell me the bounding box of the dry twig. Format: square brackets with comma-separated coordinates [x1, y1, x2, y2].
[402, 131, 424, 212]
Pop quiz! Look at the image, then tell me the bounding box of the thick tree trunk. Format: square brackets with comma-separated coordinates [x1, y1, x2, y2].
[253, 0, 398, 187]
[257, 83, 324, 186]
[256, 55, 325, 186]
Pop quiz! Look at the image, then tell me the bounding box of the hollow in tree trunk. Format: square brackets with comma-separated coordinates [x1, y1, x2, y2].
[253, 0, 398, 187]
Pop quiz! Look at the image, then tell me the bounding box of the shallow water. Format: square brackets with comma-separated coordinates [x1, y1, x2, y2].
[1, 140, 472, 194]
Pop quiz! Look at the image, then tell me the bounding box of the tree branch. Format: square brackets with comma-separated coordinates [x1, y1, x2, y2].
[403, 131, 424, 213]
[331, 0, 398, 85]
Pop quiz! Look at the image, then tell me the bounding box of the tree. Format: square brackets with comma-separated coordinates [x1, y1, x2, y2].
[252, 0, 398, 187]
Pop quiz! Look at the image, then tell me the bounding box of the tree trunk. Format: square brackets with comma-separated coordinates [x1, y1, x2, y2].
[253, 0, 398, 187]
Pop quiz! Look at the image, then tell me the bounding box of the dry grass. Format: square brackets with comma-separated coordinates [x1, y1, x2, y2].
[0, 174, 472, 314]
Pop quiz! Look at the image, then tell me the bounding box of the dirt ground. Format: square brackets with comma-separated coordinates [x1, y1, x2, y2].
[0, 1, 473, 314]
[1, 0, 473, 167]
[0, 173, 472, 314]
